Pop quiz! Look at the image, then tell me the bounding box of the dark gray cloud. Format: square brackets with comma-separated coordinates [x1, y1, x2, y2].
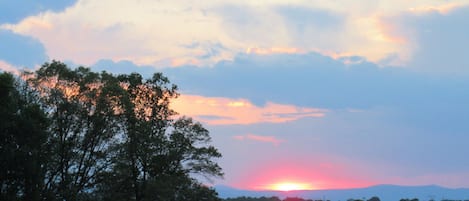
[0, 0, 78, 24]
[0, 29, 48, 68]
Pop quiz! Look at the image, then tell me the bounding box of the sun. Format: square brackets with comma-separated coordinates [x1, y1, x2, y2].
[268, 182, 314, 191]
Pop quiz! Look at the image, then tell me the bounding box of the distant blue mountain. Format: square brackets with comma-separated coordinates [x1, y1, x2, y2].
[215, 184, 469, 201]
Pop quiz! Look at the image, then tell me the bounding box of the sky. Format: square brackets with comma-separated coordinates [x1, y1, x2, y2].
[1, 0, 469, 190]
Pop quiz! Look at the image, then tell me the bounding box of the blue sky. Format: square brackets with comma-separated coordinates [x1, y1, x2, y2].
[1, 0, 469, 190]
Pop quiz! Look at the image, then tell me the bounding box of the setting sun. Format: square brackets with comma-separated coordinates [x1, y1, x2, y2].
[268, 182, 314, 191]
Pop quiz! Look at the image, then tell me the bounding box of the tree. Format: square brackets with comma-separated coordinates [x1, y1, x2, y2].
[96, 71, 223, 201]
[0, 72, 50, 201]
[24, 61, 223, 200]
[400, 199, 419, 201]
[284, 197, 313, 201]
[28, 62, 126, 200]
[223, 197, 282, 201]
[367, 196, 380, 201]
[1, 61, 223, 200]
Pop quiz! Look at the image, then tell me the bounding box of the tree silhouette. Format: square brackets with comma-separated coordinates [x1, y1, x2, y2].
[0, 61, 223, 200]
[0, 72, 49, 201]
[367, 196, 380, 201]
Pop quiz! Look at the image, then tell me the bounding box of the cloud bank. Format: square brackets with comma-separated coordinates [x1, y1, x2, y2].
[4, 0, 467, 69]
[171, 94, 325, 125]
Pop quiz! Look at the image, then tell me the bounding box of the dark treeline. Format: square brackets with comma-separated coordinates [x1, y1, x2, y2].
[0, 61, 223, 201]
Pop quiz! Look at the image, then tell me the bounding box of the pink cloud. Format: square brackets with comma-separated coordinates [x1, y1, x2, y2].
[171, 94, 326, 125]
[233, 134, 284, 146]
[0, 60, 20, 75]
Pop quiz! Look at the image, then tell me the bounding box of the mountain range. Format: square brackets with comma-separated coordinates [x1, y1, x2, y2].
[215, 185, 469, 201]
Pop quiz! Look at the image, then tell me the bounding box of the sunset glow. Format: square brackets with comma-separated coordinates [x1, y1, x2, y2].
[267, 182, 314, 191]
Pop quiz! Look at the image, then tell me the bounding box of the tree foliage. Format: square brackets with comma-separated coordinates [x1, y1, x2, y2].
[224, 196, 282, 201]
[367, 196, 380, 201]
[0, 61, 223, 201]
[0, 72, 49, 201]
[400, 199, 419, 201]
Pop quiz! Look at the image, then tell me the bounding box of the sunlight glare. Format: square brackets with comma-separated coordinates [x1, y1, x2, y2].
[269, 182, 314, 191]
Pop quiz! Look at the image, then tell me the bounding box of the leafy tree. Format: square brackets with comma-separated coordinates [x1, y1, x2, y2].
[1, 61, 223, 200]
[224, 196, 282, 201]
[0, 72, 49, 201]
[284, 197, 313, 201]
[28, 61, 222, 200]
[400, 199, 419, 201]
[28, 62, 126, 200]
[97, 72, 223, 201]
[367, 196, 380, 201]
[348, 199, 364, 201]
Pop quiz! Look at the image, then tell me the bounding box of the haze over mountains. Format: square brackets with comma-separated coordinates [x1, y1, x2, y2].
[216, 185, 469, 201]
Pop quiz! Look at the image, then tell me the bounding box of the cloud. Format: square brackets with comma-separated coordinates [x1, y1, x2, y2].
[407, 2, 466, 15]
[171, 94, 326, 125]
[245, 47, 304, 55]
[86, 52, 469, 136]
[0, 60, 20, 75]
[383, 5, 469, 75]
[163, 51, 469, 139]
[0, 29, 48, 68]
[233, 134, 284, 146]
[276, 5, 343, 29]
[0, 0, 78, 24]
[274, 5, 344, 48]
[59, 50, 469, 139]
[376, 1, 469, 76]
[164, 51, 469, 109]
[1, 0, 237, 66]
[6, 0, 465, 67]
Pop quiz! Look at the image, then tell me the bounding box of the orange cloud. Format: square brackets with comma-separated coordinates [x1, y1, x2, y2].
[171, 94, 326, 125]
[408, 2, 464, 15]
[374, 18, 407, 44]
[233, 134, 284, 146]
